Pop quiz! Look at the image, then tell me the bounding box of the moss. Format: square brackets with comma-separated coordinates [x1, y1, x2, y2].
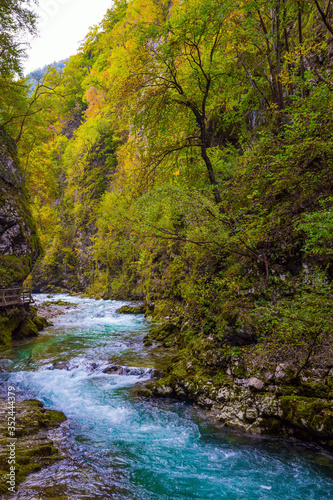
[231, 362, 247, 378]
[0, 321, 15, 349]
[136, 387, 153, 397]
[146, 321, 181, 345]
[299, 382, 329, 399]
[0, 310, 22, 349]
[41, 409, 67, 427]
[251, 417, 283, 436]
[33, 315, 51, 330]
[0, 255, 30, 288]
[42, 300, 76, 307]
[280, 396, 333, 437]
[0, 399, 66, 495]
[275, 385, 299, 396]
[0, 307, 50, 348]
[116, 304, 146, 314]
[14, 318, 39, 339]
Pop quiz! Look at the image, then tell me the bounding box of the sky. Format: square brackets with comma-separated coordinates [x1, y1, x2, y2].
[24, 0, 113, 75]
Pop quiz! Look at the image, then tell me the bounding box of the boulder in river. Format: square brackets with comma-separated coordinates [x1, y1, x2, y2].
[116, 304, 146, 314]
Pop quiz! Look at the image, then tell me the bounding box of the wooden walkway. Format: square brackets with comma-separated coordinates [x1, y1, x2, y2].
[0, 288, 33, 308]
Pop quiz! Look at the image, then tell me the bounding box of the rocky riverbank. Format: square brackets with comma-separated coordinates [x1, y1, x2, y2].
[135, 315, 333, 450]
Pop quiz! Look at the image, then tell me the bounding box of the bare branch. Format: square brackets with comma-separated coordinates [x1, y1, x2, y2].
[313, 0, 333, 34]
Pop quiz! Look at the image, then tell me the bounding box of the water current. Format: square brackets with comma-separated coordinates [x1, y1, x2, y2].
[1, 294, 333, 499]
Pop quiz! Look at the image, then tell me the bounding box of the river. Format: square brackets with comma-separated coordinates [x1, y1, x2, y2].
[1, 294, 333, 499]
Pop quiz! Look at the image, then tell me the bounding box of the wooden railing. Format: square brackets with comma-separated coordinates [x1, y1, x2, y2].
[0, 288, 33, 308]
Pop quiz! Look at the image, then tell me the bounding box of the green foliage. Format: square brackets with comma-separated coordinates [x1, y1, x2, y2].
[299, 197, 333, 256]
[0, 0, 37, 79]
[0, 1, 38, 134]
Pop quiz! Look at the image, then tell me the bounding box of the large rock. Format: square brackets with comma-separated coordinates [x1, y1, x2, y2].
[248, 377, 264, 390]
[0, 399, 66, 494]
[0, 128, 41, 288]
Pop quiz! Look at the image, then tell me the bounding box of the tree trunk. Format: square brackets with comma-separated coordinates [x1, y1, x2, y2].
[201, 143, 222, 205]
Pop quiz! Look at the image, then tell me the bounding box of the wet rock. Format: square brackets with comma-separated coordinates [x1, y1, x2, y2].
[103, 365, 124, 375]
[103, 364, 161, 379]
[116, 304, 146, 314]
[136, 387, 153, 397]
[36, 303, 65, 321]
[174, 384, 187, 398]
[50, 362, 70, 371]
[150, 369, 163, 380]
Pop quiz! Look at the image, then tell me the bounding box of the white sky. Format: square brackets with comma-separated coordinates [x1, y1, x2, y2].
[24, 0, 113, 75]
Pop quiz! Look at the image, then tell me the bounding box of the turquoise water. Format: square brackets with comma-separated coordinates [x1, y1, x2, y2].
[1, 294, 333, 499]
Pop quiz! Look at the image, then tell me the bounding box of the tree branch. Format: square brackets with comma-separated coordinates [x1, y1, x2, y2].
[313, 0, 333, 34]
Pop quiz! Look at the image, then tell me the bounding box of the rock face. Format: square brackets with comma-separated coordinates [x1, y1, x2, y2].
[0, 129, 24, 188]
[0, 128, 42, 348]
[0, 129, 40, 289]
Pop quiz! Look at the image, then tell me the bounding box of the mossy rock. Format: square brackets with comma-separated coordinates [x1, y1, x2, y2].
[0, 398, 66, 494]
[33, 315, 51, 331]
[136, 387, 153, 397]
[0, 133, 41, 290]
[0, 313, 21, 349]
[42, 300, 76, 307]
[280, 396, 333, 438]
[299, 381, 329, 399]
[0, 307, 46, 347]
[40, 409, 67, 427]
[148, 321, 179, 341]
[13, 318, 39, 339]
[0, 304, 50, 348]
[116, 304, 146, 314]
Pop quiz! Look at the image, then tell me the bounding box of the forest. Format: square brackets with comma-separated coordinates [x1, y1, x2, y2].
[1, 0, 333, 444]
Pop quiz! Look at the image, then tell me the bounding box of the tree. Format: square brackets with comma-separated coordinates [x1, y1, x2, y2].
[106, 0, 240, 205]
[0, 0, 38, 78]
[0, 0, 38, 133]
